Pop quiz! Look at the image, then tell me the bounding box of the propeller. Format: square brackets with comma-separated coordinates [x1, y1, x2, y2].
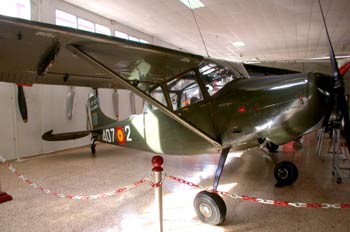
[318, 0, 350, 153]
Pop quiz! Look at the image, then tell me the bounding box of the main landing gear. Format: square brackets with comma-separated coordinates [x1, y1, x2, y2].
[193, 147, 229, 225]
[193, 145, 299, 225]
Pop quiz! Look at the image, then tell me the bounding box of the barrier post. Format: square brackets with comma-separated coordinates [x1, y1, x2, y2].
[0, 182, 13, 204]
[0, 157, 13, 204]
[152, 156, 164, 232]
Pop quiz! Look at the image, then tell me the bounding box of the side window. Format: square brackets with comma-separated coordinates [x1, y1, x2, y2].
[167, 71, 203, 110]
[199, 62, 235, 96]
[151, 87, 165, 104]
[150, 86, 167, 110]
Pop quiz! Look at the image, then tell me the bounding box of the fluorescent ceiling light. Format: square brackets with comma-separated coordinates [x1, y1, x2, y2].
[179, 0, 205, 9]
[233, 41, 245, 47]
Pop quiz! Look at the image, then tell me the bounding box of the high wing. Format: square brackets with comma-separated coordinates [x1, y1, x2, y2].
[0, 15, 221, 148]
[0, 15, 202, 89]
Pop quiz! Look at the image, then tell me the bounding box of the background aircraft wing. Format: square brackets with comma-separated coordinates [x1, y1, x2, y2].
[0, 15, 203, 90]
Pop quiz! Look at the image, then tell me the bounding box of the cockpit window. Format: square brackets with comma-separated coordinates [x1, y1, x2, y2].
[150, 86, 166, 107]
[167, 70, 203, 110]
[199, 62, 236, 96]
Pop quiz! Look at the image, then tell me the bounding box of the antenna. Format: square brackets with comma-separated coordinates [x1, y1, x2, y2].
[187, 0, 210, 57]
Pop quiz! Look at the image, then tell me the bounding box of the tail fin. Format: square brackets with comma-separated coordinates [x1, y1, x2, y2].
[89, 94, 117, 129]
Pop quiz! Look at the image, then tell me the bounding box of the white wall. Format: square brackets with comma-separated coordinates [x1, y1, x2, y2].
[0, 83, 16, 160]
[0, 0, 176, 160]
[30, 0, 179, 49]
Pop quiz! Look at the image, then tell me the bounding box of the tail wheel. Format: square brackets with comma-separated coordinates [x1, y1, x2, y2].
[194, 191, 226, 225]
[266, 142, 279, 152]
[274, 161, 298, 187]
[91, 143, 96, 154]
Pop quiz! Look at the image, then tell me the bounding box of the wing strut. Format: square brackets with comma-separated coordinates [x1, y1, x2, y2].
[38, 41, 60, 77]
[66, 44, 222, 149]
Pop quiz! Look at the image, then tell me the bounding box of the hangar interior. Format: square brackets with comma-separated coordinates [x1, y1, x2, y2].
[1, 0, 350, 231]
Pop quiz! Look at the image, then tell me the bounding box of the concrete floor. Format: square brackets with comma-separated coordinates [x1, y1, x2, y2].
[1, 132, 350, 232]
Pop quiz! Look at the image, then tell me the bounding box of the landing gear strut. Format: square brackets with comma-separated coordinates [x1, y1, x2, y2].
[193, 147, 230, 225]
[258, 138, 279, 152]
[90, 138, 96, 155]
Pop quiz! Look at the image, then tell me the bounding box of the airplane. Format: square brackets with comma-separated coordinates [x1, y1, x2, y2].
[0, 0, 348, 225]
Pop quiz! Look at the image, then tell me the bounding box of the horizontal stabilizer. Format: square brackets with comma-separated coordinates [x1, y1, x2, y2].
[42, 130, 91, 141]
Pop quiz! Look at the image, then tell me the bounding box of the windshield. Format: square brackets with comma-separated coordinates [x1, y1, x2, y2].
[148, 59, 248, 111]
[199, 60, 244, 96]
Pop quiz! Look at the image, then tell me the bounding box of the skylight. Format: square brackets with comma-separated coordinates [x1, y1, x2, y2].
[179, 0, 205, 9]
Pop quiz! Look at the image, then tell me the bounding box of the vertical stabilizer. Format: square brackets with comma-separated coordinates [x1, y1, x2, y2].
[89, 94, 117, 129]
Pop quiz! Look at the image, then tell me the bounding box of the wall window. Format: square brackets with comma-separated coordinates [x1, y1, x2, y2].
[78, 18, 94, 32]
[0, 0, 31, 20]
[54, 9, 149, 43]
[55, 9, 111, 37]
[115, 30, 129, 40]
[95, 24, 111, 35]
[55, 9, 77, 28]
[115, 30, 149, 43]
[140, 39, 149, 44]
[128, 35, 140, 42]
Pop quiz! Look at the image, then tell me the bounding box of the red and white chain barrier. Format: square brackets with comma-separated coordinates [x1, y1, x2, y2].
[165, 174, 350, 209]
[0, 155, 161, 200]
[1, 155, 350, 208]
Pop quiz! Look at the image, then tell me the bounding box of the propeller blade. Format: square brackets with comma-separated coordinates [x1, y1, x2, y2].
[318, 0, 350, 152]
[17, 85, 28, 123]
[318, 0, 342, 87]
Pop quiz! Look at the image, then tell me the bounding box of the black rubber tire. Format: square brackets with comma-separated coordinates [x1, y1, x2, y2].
[194, 191, 227, 225]
[274, 161, 298, 186]
[266, 142, 279, 152]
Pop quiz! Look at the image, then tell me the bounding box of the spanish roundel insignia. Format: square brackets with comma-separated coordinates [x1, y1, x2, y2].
[116, 126, 126, 145]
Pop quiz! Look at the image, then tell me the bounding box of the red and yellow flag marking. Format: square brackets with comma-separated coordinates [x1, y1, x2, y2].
[116, 126, 126, 145]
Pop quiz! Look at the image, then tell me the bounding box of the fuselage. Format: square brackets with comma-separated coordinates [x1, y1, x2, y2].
[93, 62, 333, 156]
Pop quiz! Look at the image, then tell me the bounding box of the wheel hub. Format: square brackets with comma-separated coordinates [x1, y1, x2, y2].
[199, 203, 212, 218]
[278, 168, 289, 179]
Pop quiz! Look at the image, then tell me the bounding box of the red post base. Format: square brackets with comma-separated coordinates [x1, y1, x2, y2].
[0, 192, 13, 203]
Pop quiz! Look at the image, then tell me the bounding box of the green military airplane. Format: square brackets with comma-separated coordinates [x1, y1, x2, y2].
[0, 0, 348, 225]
